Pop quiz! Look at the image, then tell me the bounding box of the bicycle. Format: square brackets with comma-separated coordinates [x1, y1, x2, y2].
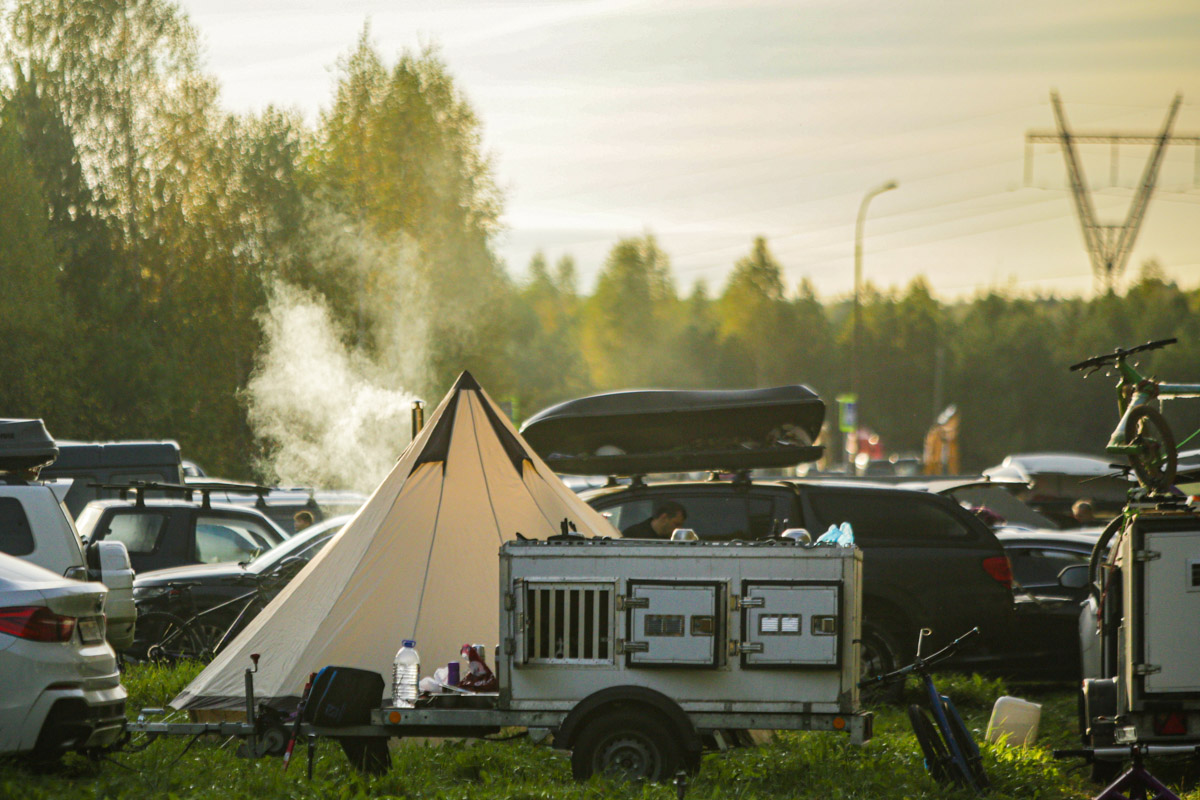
[859, 627, 989, 794]
[1069, 337, 1200, 492]
[130, 573, 288, 663]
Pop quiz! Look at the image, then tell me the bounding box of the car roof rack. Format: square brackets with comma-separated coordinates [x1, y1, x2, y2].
[89, 480, 286, 510]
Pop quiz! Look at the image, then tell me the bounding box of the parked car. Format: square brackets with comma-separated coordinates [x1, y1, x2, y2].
[1, 420, 136, 650]
[982, 452, 1130, 526]
[994, 529, 1101, 679]
[39, 440, 185, 519]
[132, 514, 350, 628]
[0, 552, 126, 761]
[75, 496, 289, 574]
[521, 386, 1018, 679]
[580, 477, 1018, 678]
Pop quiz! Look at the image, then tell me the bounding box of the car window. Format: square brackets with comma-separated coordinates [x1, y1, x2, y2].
[807, 492, 972, 544]
[0, 497, 35, 557]
[601, 494, 776, 541]
[105, 512, 169, 554]
[200, 514, 284, 550]
[195, 522, 263, 564]
[1007, 547, 1091, 591]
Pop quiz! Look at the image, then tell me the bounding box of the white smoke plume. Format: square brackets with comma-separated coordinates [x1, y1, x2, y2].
[246, 281, 421, 494]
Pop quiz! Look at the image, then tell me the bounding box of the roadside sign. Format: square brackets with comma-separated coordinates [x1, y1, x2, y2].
[837, 394, 857, 434]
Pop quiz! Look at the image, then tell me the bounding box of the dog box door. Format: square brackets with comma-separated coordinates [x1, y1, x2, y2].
[624, 581, 722, 667]
[740, 581, 841, 668]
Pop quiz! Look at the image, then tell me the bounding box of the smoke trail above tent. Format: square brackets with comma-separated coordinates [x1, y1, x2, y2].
[245, 280, 420, 493]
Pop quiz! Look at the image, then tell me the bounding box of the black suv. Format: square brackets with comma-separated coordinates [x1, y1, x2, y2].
[522, 384, 1018, 677]
[581, 478, 1016, 676]
[75, 499, 289, 574]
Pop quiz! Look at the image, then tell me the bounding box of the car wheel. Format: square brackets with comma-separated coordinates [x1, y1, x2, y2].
[571, 710, 684, 782]
[860, 621, 905, 704]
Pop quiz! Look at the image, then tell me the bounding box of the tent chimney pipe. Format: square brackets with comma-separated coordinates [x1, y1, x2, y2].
[411, 400, 425, 440]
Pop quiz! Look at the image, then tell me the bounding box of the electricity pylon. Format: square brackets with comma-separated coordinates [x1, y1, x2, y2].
[1025, 92, 1198, 292]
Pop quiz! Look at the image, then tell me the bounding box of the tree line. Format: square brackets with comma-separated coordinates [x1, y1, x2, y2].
[2, 0, 1198, 482]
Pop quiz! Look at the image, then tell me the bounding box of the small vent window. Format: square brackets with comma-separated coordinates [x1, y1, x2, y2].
[644, 614, 684, 637]
[524, 583, 613, 664]
[759, 614, 802, 635]
[1189, 560, 1200, 591]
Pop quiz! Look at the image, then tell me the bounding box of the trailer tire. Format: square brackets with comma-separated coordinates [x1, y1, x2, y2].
[571, 710, 684, 782]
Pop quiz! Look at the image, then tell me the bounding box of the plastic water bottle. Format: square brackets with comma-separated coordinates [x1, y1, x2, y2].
[392, 639, 420, 707]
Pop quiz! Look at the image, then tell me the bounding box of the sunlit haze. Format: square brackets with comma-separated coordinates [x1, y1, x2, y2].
[181, 0, 1200, 299]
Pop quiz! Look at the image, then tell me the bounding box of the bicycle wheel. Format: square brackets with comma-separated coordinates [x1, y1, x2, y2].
[1127, 405, 1177, 492]
[132, 611, 207, 662]
[907, 705, 959, 787]
[941, 697, 989, 791]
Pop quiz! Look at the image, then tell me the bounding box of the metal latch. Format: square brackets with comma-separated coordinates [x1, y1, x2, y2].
[617, 595, 649, 610]
[736, 596, 765, 609]
[1134, 663, 1162, 676]
[1134, 550, 1161, 562]
[737, 641, 764, 654]
[617, 640, 649, 654]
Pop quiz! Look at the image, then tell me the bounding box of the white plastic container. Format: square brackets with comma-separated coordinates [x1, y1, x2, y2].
[392, 639, 420, 707]
[985, 695, 1042, 746]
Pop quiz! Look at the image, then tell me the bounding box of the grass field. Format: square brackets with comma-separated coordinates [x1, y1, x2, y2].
[2, 663, 1199, 800]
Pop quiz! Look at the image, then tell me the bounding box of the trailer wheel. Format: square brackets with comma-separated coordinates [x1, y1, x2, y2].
[571, 710, 684, 782]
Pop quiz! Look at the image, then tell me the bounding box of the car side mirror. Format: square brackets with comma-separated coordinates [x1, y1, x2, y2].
[1058, 563, 1089, 590]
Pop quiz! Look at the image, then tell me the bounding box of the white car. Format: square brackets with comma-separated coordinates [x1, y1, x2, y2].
[0, 419, 136, 650]
[0, 482, 137, 651]
[0, 553, 126, 759]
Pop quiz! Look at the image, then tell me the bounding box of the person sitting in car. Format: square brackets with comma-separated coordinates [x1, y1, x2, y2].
[621, 501, 687, 540]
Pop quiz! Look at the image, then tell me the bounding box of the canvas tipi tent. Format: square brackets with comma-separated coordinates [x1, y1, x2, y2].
[173, 372, 617, 710]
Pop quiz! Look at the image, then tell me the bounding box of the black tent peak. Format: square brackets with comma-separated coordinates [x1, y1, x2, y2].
[409, 371, 532, 477]
[452, 371, 481, 392]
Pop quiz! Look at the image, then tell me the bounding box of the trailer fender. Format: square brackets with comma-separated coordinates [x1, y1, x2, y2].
[556, 686, 700, 754]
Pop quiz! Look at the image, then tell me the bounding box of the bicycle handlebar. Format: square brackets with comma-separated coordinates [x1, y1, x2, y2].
[858, 627, 980, 688]
[1069, 338, 1177, 372]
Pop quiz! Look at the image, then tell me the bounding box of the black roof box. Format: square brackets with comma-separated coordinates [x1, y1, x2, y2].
[0, 419, 58, 473]
[520, 385, 825, 475]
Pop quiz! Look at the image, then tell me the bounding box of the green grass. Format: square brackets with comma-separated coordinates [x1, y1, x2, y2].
[1, 665, 1198, 799]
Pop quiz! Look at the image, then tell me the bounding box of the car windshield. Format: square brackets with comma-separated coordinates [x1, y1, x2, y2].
[247, 515, 349, 573]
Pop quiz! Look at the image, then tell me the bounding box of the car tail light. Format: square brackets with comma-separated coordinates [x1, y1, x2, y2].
[1153, 712, 1187, 736]
[0, 606, 78, 642]
[982, 556, 1013, 589]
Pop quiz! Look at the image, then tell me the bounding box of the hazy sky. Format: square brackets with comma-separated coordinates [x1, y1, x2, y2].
[180, 0, 1200, 299]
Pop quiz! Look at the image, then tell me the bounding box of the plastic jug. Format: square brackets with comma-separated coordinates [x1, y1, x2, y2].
[985, 695, 1041, 746]
[392, 639, 420, 707]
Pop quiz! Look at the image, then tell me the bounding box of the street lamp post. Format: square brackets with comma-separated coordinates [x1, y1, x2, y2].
[850, 179, 898, 468]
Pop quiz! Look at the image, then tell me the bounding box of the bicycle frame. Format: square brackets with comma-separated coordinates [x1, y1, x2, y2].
[1071, 338, 1200, 492]
[860, 627, 988, 793]
[137, 576, 278, 660]
[1107, 358, 1200, 454]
